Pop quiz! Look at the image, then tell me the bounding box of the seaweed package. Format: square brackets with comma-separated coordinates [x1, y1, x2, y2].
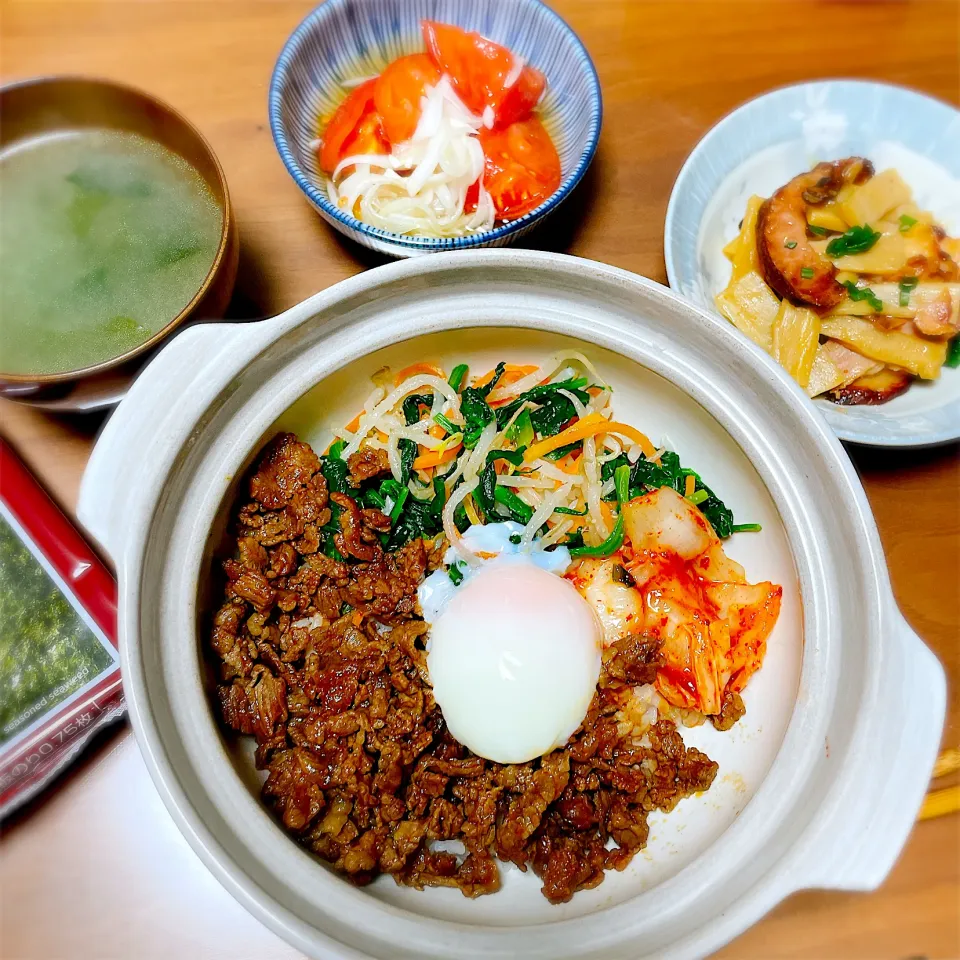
[0, 439, 123, 817]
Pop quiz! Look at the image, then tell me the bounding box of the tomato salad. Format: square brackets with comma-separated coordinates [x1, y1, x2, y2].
[316, 21, 561, 238]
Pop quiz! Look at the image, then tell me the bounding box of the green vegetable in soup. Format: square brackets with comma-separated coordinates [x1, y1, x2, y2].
[0, 129, 221, 376]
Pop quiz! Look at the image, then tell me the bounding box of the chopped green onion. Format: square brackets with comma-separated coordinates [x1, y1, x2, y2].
[448, 364, 468, 392]
[448, 563, 464, 586]
[494, 486, 533, 524]
[506, 408, 535, 448]
[508, 533, 522, 544]
[364, 489, 386, 510]
[730, 522, 762, 533]
[686, 489, 709, 506]
[808, 224, 828, 237]
[433, 412, 458, 434]
[841, 280, 883, 312]
[784, 239, 798, 249]
[570, 465, 630, 558]
[898, 214, 918, 234]
[898, 276, 919, 307]
[945, 336, 960, 369]
[553, 505, 588, 516]
[826, 224, 881, 258]
[388, 487, 409, 523]
[800, 267, 815, 279]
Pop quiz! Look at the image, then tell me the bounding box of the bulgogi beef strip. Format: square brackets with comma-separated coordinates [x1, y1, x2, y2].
[209, 432, 718, 903]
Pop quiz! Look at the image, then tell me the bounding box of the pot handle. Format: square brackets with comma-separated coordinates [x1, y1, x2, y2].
[782, 612, 945, 894]
[77, 322, 252, 564]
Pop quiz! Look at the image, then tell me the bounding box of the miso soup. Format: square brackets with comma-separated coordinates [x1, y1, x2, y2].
[0, 129, 222, 375]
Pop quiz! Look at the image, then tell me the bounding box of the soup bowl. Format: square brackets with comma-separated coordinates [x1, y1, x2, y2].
[77, 251, 943, 959]
[0, 76, 238, 410]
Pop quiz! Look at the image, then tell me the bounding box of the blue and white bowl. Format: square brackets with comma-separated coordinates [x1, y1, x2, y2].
[664, 80, 960, 448]
[269, 0, 602, 258]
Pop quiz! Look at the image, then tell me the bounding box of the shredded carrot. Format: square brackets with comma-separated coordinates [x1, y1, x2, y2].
[685, 474, 696, 498]
[524, 416, 657, 463]
[556, 453, 582, 474]
[600, 501, 616, 528]
[429, 424, 445, 440]
[351, 611, 363, 626]
[345, 412, 363, 433]
[414, 443, 461, 470]
[375, 429, 388, 442]
[394, 362, 445, 385]
[473, 363, 538, 389]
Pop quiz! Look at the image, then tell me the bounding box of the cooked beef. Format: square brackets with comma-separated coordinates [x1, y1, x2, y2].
[208, 434, 719, 904]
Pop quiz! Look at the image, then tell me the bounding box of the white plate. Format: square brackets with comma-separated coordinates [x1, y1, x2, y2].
[664, 80, 960, 447]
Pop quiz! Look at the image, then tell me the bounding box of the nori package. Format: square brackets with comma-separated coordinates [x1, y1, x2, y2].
[0, 438, 123, 817]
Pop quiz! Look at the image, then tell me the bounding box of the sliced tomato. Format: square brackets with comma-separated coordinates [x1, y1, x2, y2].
[497, 62, 546, 128]
[422, 20, 544, 126]
[318, 78, 388, 174]
[374, 53, 441, 143]
[480, 117, 561, 220]
[464, 178, 480, 213]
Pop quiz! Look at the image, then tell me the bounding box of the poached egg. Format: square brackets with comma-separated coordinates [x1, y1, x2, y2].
[420, 523, 602, 764]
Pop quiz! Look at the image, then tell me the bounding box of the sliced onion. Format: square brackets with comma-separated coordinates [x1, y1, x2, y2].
[496, 475, 558, 489]
[327, 77, 495, 239]
[344, 374, 460, 457]
[443, 477, 481, 566]
[540, 518, 573, 547]
[521, 483, 572, 547]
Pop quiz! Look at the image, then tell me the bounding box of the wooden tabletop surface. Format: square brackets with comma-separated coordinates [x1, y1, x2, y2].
[1, 1, 958, 957]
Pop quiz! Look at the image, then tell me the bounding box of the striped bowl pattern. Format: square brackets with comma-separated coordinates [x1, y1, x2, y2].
[269, 0, 602, 257]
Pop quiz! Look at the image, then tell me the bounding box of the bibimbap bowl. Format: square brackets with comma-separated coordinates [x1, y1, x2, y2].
[78, 251, 944, 959]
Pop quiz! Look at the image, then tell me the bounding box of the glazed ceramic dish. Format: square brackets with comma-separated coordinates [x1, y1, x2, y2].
[269, 0, 601, 257]
[77, 251, 944, 960]
[0, 76, 239, 413]
[664, 80, 960, 447]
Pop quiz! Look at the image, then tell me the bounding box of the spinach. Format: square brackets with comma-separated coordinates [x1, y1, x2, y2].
[474, 461, 498, 517]
[555, 529, 585, 551]
[448, 364, 468, 392]
[493, 486, 533, 524]
[398, 438, 417, 485]
[486, 449, 526, 467]
[494, 378, 590, 432]
[459, 387, 495, 448]
[529, 393, 581, 437]
[402, 393, 432, 425]
[480, 362, 506, 397]
[387, 478, 446, 549]
[320, 450, 351, 495]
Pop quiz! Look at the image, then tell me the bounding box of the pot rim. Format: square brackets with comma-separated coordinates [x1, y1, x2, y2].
[78, 250, 945, 959]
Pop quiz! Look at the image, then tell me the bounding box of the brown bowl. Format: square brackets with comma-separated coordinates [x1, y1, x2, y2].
[0, 76, 239, 409]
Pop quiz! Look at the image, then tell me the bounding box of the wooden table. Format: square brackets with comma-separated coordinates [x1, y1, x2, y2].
[1, 1, 958, 957]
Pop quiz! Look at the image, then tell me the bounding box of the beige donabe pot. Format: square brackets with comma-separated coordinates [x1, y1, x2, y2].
[78, 251, 944, 960]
